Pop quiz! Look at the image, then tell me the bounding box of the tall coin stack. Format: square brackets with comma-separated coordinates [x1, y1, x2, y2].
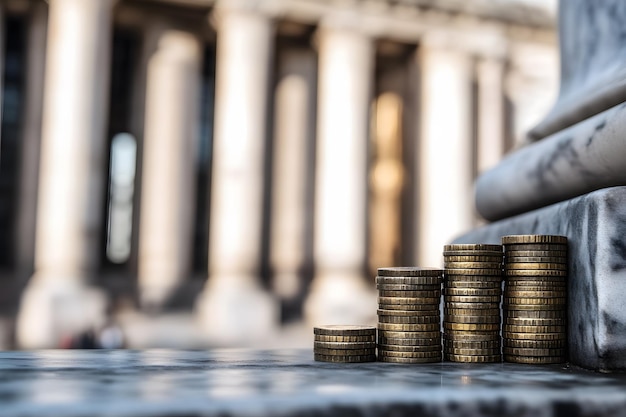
[313, 325, 377, 363]
[502, 235, 568, 364]
[443, 244, 503, 363]
[376, 267, 443, 364]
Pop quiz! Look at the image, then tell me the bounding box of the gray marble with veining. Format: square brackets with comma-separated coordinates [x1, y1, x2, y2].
[529, 0, 626, 140]
[475, 102, 626, 221]
[2, 349, 626, 417]
[457, 187, 626, 371]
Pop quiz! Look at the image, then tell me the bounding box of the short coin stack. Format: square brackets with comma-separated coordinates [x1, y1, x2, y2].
[443, 244, 503, 363]
[376, 267, 443, 363]
[313, 325, 377, 363]
[502, 235, 568, 364]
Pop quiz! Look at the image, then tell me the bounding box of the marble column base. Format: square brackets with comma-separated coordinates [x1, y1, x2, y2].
[16, 275, 107, 349]
[195, 275, 279, 346]
[454, 186, 626, 371]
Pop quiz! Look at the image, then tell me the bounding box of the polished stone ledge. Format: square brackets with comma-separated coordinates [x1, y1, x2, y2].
[457, 187, 626, 371]
[476, 102, 626, 221]
[2, 349, 626, 417]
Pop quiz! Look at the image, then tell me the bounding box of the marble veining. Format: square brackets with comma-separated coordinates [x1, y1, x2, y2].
[2, 349, 626, 417]
[475, 102, 626, 221]
[529, 0, 626, 140]
[456, 187, 626, 371]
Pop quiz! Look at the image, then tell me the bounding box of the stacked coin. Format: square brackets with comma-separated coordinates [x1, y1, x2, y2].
[376, 267, 443, 363]
[313, 325, 377, 363]
[502, 235, 568, 364]
[443, 244, 503, 363]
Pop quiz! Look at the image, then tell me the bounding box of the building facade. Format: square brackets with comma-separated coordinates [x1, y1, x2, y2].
[0, 0, 557, 348]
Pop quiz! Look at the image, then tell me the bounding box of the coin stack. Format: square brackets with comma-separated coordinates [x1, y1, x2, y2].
[443, 244, 503, 363]
[502, 235, 568, 364]
[376, 267, 443, 364]
[313, 325, 377, 363]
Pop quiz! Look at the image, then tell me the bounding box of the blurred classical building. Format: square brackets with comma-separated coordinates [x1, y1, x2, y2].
[0, 0, 557, 348]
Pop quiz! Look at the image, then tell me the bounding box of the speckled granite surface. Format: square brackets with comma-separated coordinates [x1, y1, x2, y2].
[2, 349, 626, 417]
[456, 187, 626, 371]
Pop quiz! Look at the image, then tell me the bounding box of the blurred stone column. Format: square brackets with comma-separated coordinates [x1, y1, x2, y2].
[304, 22, 376, 325]
[17, 1, 47, 278]
[138, 23, 201, 310]
[417, 43, 473, 267]
[270, 48, 316, 315]
[477, 57, 505, 173]
[196, 5, 278, 343]
[16, 0, 115, 348]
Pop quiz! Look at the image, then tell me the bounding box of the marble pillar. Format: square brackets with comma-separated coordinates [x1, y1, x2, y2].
[417, 44, 473, 267]
[16, 2, 47, 279]
[138, 23, 201, 310]
[16, 0, 115, 348]
[477, 57, 505, 174]
[196, 7, 278, 343]
[270, 48, 316, 305]
[304, 25, 376, 326]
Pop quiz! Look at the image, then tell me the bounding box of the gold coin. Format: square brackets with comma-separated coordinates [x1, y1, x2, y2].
[503, 324, 566, 333]
[505, 309, 566, 319]
[505, 290, 567, 298]
[443, 255, 503, 263]
[444, 262, 502, 270]
[315, 334, 376, 343]
[505, 317, 566, 326]
[503, 297, 566, 305]
[378, 267, 444, 277]
[444, 314, 500, 324]
[313, 341, 376, 350]
[445, 302, 500, 310]
[503, 347, 567, 357]
[377, 330, 441, 339]
[314, 325, 376, 336]
[503, 339, 566, 349]
[444, 322, 500, 331]
[444, 339, 500, 349]
[445, 268, 503, 276]
[444, 332, 500, 342]
[446, 354, 501, 363]
[503, 355, 565, 364]
[314, 353, 376, 363]
[503, 304, 566, 311]
[378, 296, 440, 305]
[501, 235, 567, 245]
[444, 347, 501, 356]
[377, 315, 440, 324]
[503, 243, 567, 252]
[445, 295, 501, 303]
[505, 250, 568, 258]
[378, 337, 440, 346]
[378, 350, 442, 358]
[378, 356, 441, 364]
[444, 308, 500, 316]
[505, 256, 567, 264]
[445, 280, 502, 289]
[505, 269, 567, 277]
[377, 344, 441, 353]
[379, 303, 440, 311]
[505, 284, 567, 291]
[444, 244, 503, 252]
[444, 288, 501, 296]
[378, 322, 440, 332]
[376, 283, 442, 291]
[443, 250, 503, 257]
[377, 309, 439, 317]
[505, 263, 567, 271]
[376, 276, 442, 285]
[378, 290, 441, 298]
[314, 347, 376, 356]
